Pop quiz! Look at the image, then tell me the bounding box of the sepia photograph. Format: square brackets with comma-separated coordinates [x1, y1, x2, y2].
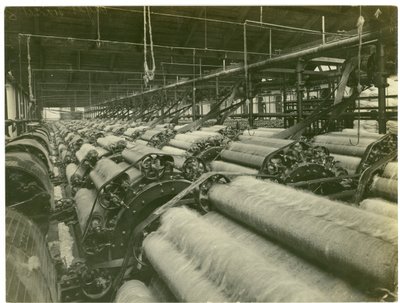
[3, 4, 399, 302]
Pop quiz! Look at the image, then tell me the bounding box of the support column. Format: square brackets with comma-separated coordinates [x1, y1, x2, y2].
[216, 77, 219, 98]
[192, 84, 196, 121]
[192, 49, 196, 121]
[160, 91, 165, 123]
[377, 40, 387, 134]
[248, 73, 254, 127]
[282, 74, 287, 128]
[296, 59, 305, 122]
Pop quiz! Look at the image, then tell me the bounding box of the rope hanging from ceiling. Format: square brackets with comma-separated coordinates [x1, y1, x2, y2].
[96, 7, 101, 47]
[143, 6, 156, 86]
[350, 6, 365, 146]
[26, 35, 35, 103]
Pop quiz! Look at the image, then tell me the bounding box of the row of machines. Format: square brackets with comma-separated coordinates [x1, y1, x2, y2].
[5, 125, 59, 302]
[5, 116, 398, 302]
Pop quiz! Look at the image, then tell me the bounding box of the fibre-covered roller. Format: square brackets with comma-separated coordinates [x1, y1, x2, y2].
[58, 143, 67, 155]
[87, 130, 105, 144]
[122, 145, 174, 180]
[257, 127, 285, 132]
[201, 125, 239, 139]
[228, 142, 277, 157]
[117, 162, 143, 185]
[122, 145, 173, 165]
[148, 276, 176, 302]
[74, 188, 105, 232]
[89, 158, 130, 190]
[160, 146, 187, 156]
[65, 132, 75, 142]
[312, 134, 376, 157]
[141, 128, 177, 149]
[238, 135, 293, 148]
[60, 150, 75, 164]
[104, 124, 119, 132]
[143, 233, 229, 302]
[220, 150, 265, 168]
[69, 134, 84, 152]
[111, 125, 127, 135]
[315, 143, 367, 157]
[156, 207, 325, 302]
[207, 176, 397, 290]
[171, 155, 186, 170]
[189, 130, 223, 138]
[359, 198, 398, 219]
[97, 135, 127, 152]
[76, 143, 99, 164]
[173, 134, 206, 144]
[123, 126, 148, 139]
[140, 129, 164, 141]
[330, 129, 384, 139]
[371, 176, 398, 202]
[204, 211, 373, 301]
[383, 162, 398, 179]
[135, 139, 149, 145]
[314, 135, 376, 147]
[154, 123, 172, 129]
[66, 163, 79, 183]
[210, 160, 258, 174]
[173, 124, 188, 130]
[331, 154, 361, 174]
[241, 129, 282, 138]
[199, 126, 225, 133]
[203, 125, 227, 130]
[115, 280, 158, 303]
[168, 139, 193, 150]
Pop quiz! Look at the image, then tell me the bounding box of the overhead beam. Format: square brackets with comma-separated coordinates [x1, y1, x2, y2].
[98, 29, 380, 106]
[309, 57, 346, 64]
[259, 67, 340, 76]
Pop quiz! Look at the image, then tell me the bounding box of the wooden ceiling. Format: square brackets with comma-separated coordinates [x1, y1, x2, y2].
[5, 6, 397, 107]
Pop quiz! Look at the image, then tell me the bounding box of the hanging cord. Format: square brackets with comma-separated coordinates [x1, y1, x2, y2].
[96, 7, 101, 47]
[26, 35, 35, 102]
[350, 7, 364, 146]
[143, 6, 156, 86]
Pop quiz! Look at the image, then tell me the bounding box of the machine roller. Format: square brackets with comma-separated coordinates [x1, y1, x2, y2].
[383, 161, 398, 179]
[206, 176, 397, 289]
[237, 135, 294, 148]
[370, 175, 398, 202]
[65, 163, 87, 192]
[137, 128, 177, 149]
[359, 198, 398, 219]
[6, 138, 54, 174]
[130, 174, 397, 302]
[68, 134, 84, 153]
[123, 126, 148, 140]
[10, 130, 51, 153]
[5, 151, 53, 226]
[97, 135, 127, 153]
[74, 188, 105, 234]
[122, 145, 174, 180]
[12, 119, 397, 303]
[76, 143, 101, 164]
